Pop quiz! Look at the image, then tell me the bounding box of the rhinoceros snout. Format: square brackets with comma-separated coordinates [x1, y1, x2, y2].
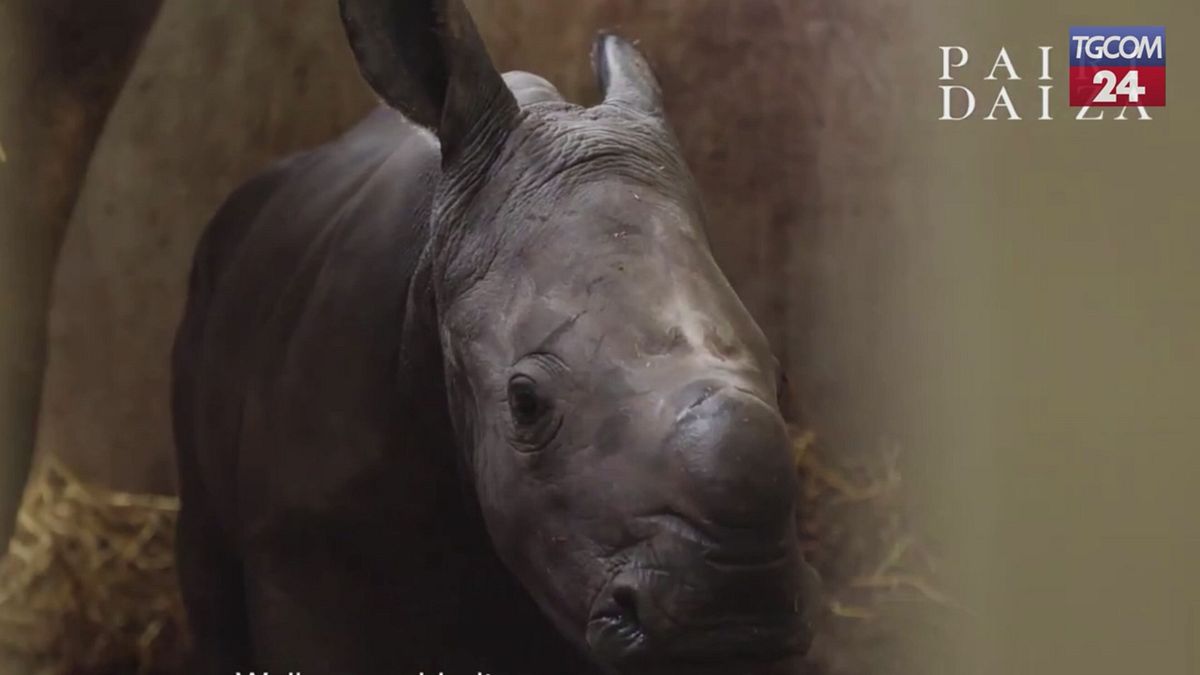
[584, 527, 820, 672]
[582, 382, 819, 672]
[664, 380, 798, 535]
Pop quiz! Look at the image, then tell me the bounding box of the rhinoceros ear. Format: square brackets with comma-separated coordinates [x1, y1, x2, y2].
[592, 32, 663, 117]
[339, 0, 518, 163]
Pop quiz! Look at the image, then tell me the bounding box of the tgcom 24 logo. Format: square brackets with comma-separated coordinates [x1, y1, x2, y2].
[938, 26, 1165, 121]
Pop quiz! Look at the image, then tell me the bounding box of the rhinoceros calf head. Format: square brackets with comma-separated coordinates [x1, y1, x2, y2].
[340, 0, 821, 671]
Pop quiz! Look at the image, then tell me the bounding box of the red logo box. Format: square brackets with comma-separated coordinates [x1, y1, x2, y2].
[1069, 26, 1165, 107]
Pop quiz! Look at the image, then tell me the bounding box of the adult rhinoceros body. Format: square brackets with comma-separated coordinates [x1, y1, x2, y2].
[171, 1, 819, 673]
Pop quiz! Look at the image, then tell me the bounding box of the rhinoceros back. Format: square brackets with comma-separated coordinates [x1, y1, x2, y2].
[172, 105, 441, 543]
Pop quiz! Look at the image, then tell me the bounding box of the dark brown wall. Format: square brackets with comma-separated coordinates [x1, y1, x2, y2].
[37, 0, 908, 496]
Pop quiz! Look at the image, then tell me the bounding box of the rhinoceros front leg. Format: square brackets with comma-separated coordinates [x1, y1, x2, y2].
[176, 499, 252, 675]
[0, 0, 163, 550]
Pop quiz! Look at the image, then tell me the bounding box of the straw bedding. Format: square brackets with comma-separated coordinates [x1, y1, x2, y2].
[0, 434, 945, 674]
[0, 455, 188, 675]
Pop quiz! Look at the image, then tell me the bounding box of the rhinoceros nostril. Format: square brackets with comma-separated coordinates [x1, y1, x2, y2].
[612, 585, 641, 629]
[586, 580, 649, 662]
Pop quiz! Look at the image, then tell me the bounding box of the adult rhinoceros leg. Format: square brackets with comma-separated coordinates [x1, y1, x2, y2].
[1, 1, 375, 671]
[0, 0, 162, 550]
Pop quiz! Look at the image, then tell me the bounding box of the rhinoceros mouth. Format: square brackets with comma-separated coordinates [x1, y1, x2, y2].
[586, 600, 649, 660]
[584, 564, 807, 671]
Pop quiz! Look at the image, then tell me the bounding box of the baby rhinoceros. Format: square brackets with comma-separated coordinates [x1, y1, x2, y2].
[171, 0, 821, 674]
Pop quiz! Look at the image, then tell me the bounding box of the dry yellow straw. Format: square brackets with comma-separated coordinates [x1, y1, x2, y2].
[0, 432, 953, 675]
[0, 455, 188, 674]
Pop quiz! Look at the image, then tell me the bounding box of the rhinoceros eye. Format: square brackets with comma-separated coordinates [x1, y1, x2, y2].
[508, 374, 546, 427]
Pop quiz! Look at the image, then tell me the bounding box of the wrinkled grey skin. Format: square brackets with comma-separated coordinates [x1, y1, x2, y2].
[171, 1, 819, 674]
